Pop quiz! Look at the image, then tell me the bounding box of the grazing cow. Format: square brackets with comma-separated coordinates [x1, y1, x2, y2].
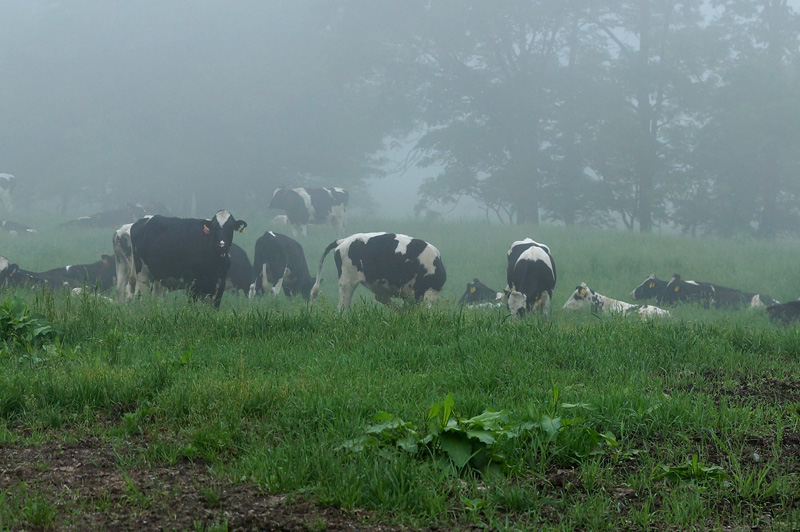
[309, 232, 446, 311]
[563, 282, 670, 320]
[505, 238, 556, 317]
[0, 220, 36, 236]
[630, 274, 669, 301]
[268, 187, 348, 237]
[766, 300, 800, 324]
[0, 174, 16, 211]
[130, 210, 247, 308]
[659, 274, 777, 309]
[249, 231, 314, 299]
[458, 278, 503, 307]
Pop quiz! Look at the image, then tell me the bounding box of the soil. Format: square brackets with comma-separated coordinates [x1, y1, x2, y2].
[0, 437, 410, 531]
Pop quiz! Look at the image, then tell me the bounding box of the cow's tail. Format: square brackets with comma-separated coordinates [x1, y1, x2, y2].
[310, 239, 339, 302]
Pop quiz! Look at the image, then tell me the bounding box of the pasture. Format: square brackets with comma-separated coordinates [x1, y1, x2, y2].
[2, 212, 800, 530]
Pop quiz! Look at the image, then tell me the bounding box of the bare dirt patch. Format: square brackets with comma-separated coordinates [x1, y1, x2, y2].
[0, 437, 409, 531]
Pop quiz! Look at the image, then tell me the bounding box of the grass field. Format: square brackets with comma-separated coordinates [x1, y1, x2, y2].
[1, 212, 800, 530]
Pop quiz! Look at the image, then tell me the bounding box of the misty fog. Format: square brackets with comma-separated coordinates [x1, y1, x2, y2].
[2, 1, 800, 237]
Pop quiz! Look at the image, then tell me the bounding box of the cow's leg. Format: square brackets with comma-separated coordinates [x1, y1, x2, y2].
[338, 281, 358, 311]
[271, 272, 285, 297]
[134, 264, 152, 298]
[301, 225, 308, 238]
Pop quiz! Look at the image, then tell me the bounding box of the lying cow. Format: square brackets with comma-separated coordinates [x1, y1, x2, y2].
[0, 220, 36, 236]
[249, 231, 314, 299]
[563, 282, 670, 319]
[659, 274, 777, 309]
[766, 300, 800, 324]
[37, 255, 116, 291]
[130, 210, 247, 308]
[60, 203, 149, 229]
[629, 274, 669, 301]
[310, 232, 446, 311]
[505, 238, 556, 317]
[458, 278, 502, 307]
[268, 187, 348, 237]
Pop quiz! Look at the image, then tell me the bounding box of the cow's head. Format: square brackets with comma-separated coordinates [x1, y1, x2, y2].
[630, 274, 663, 300]
[204, 210, 247, 257]
[563, 282, 595, 311]
[507, 290, 527, 317]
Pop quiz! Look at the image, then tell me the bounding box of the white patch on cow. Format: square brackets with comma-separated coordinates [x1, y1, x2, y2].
[270, 214, 288, 226]
[509, 238, 550, 255]
[215, 210, 231, 227]
[0, 256, 8, 272]
[113, 223, 136, 302]
[418, 243, 441, 276]
[750, 294, 764, 309]
[685, 280, 699, 286]
[516, 245, 553, 272]
[394, 234, 412, 255]
[293, 188, 315, 222]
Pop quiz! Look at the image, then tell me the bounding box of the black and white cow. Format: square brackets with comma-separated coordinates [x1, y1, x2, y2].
[505, 238, 556, 317]
[0, 174, 16, 211]
[766, 300, 800, 324]
[268, 187, 348, 237]
[249, 231, 314, 299]
[309, 232, 446, 311]
[658, 274, 777, 309]
[458, 278, 503, 307]
[129, 210, 246, 308]
[563, 282, 670, 319]
[0, 220, 36, 236]
[629, 274, 669, 301]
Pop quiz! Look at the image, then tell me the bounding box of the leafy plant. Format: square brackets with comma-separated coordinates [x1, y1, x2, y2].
[0, 295, 58, 350]
[653, 454, 730, 483]
[338, 393, 618, 477]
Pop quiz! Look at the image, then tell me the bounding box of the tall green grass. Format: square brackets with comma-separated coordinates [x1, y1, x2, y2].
[1, 218, 800, 529]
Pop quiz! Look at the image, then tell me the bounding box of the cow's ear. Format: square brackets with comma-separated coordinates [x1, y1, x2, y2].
[236, 220, 247, 233]
[203, 224, 210, 234]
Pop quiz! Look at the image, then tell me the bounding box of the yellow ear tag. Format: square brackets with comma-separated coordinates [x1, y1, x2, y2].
[238, 228, 245, 234]
[203, 225, 210, 234]
[578, 288, 586, 298]
[102, 258, 109, 265]
[648, 282, 654, 289]
[470, 286, 476, 293]
[674, 285, 680, 292]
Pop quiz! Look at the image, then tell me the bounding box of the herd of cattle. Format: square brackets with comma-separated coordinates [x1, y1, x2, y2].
[1, 185, 799, 324]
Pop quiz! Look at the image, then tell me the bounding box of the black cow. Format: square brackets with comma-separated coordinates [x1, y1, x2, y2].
[505, 238, 556, 317]
[458, 278, 502, 307]
[130, 210, 246, 308]
[226, 243, 254, 295]
[659, 274, 778, 309]
[36, 255, 117, 291]
[629, 274, 669, 301]
[766, 300, 800, 324]
[0, 220, 36, 236]
[268, 187, 348, 237]
[249, 231, 314, 299]
[309, 232, 446, 311]
[0, 173, 16, 211]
